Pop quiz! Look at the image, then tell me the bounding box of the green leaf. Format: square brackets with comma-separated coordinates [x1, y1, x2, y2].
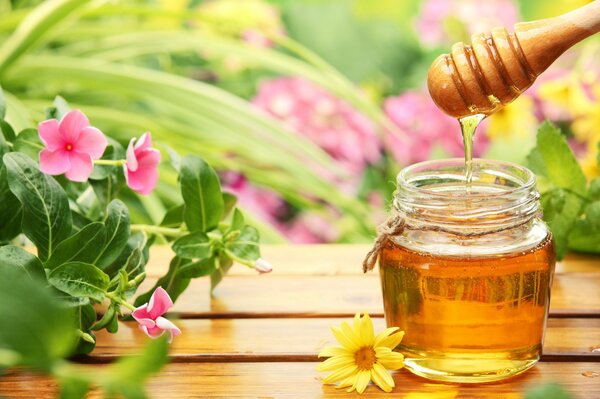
[0, 0, 90, 76]
[134, 256, 191, 306]
[13, 128, 43, 160]
[229, 208, 245, 232]
[568, 220, 600, 254]
[541, 189, 584, 260]
[103, 336, 169, 399]
[222, 192, 237, 220]
[0, 266, 76, 369]
[102, 232, 147, 278]
[211, 255, 233, 292]
[177, 257, 216, 279]
[0, 245, 45, 280]
[525, 148, 547, 178]
[535, 121, 586, 195]
[45, 222, 106, 269]
[3, 152, 72, 261]
[0, 86, 5, 119]
[71, 304, 97, 355]
[172, 232, 212, 259]
[48, 262, 110, 302]
[525, 382, 573, 399]
[0, 119, 15, 142]
[160, 204, 184, 228]
[589, 178, 600, 200]
[225, 225, 260, 261]
[0, 162, 22, 242]
[180, 155, 224, 232]
[95, 200, 130, 269]
[59, 375, 90, 399]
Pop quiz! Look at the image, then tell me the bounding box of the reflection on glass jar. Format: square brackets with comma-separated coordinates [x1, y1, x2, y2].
[379, 159, 555, 383]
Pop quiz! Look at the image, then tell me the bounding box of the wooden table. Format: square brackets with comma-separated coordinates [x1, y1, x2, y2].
[2, 245, 600, 398]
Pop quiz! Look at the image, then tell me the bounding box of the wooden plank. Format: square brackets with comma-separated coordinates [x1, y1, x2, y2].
[144, 245, 600, 277]
[135, 272, 600, 318]
[88, 318, 600, 362]
[2, 362, 600, 398]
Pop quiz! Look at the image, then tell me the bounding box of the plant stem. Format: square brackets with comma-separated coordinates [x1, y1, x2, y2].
[106, 292, 136, 311]
[130, 224, 182, 237]
[94, 159, 126, 166]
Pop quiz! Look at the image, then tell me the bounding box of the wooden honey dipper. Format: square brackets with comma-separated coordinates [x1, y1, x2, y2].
[427, 1, 600, 118]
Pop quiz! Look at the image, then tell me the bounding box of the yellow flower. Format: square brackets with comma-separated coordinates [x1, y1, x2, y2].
[317, 313, 405, 394]
[486, 96, 537, 140]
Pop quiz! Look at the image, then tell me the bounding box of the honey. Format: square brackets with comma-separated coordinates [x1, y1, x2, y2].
[378, 159, 556, 383]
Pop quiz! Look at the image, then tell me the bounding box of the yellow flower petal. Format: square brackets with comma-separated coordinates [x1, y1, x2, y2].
[354, 369, 371, 394]
[316, 355, 355, 372]
[335, 374, 358, 390]
[322, 365, 358, 384]
[360, 313, 375, 345]
[378, 351, 405, 370]
[380, 330, 405, 350]
[373, 327, 400, 347]
[330, 325, 359, 352]
[318, 346, 351, 358]
[372, 362, 395, 392]
[353, 312, 361, 332]
[375, 346, 392, 357]
[340, 321, 362, 348]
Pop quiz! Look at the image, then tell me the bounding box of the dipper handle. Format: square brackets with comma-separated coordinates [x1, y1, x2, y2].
[427, 1, 600, 118]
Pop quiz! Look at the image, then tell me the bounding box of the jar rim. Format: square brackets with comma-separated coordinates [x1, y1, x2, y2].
[396, 158, 536, 198]
[394, 158, 540, 233]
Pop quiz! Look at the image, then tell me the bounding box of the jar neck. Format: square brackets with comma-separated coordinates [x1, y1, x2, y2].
[393, 159, 541, 235]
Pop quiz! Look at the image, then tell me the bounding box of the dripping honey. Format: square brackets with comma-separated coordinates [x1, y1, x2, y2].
[380, 233, 555, 382]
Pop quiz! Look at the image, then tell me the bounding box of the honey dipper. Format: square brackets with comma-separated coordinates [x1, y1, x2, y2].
[427, 1, 600, 118]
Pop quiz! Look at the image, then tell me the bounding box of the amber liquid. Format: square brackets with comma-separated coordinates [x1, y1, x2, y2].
[379, 234, 555, 382]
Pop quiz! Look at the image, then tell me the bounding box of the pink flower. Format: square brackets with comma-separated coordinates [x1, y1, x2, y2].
[417, 0, 518, 47]
[132, 287, 181, 342]
[252, 77, 381, 176]
[124, 132, 161, 195]
[38, 110, 107, 182]
[254, 258, 273, 273]
[384, 91, 489, 165]
[285, 212, 340, 244]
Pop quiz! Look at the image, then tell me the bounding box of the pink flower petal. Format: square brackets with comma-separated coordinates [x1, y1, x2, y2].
[59, 110, 89, 143]
[134, 132, 153, 151]
[155, 316, 181, 343]
[38, 119, 63, 151]
[146, 287, 173, 319]
[64, 151, 93, 182]
[75, 127, 107, 159]
[126, 138, 138, 172]
[126, 166, 159, 195]
[39, 149, 71, 175]
[140, 324, 165, 339]
[132, 304, 152, 321]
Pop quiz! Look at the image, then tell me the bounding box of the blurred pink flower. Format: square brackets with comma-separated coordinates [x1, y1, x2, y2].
[384, 91, 489, 164]
[417, 0, 518, 46]
[125, 133, 161, 195]
[132, 287, 181, 343]
[252, 77, 381, 175]
[285, 212, 339, 244]
[221, 171, 287, 228]
[38, 110, 107, 182]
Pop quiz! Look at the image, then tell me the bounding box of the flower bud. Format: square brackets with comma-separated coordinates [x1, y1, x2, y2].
[254, 258, 272, 274]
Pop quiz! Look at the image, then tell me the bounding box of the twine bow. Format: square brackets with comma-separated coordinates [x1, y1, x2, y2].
[363, 214, 405, 273]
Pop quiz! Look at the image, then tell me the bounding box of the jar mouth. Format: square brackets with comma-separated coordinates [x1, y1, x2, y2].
[394, 158, 539, 233]
[397, 158, 536, 198]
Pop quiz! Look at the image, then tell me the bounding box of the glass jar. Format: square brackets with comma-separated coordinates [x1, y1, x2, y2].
[378, 159, 555, 383]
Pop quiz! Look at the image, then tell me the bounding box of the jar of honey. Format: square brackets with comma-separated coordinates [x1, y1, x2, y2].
[378, 158, 555, 383]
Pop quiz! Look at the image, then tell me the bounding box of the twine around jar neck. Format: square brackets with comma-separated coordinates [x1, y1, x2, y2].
[362, 214, 405, 273]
